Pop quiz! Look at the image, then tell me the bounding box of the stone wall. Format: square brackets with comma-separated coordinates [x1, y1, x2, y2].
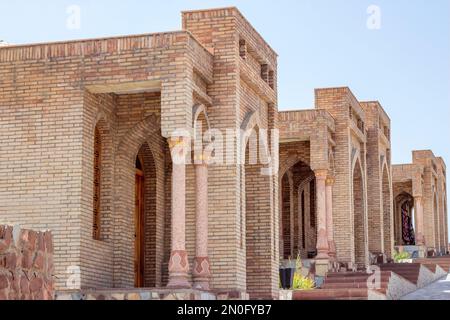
[0, 225, 54, 300]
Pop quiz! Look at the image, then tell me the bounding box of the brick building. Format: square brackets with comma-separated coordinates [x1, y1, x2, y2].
[0, 7, 447, 300]
[393, 151, 448, 256]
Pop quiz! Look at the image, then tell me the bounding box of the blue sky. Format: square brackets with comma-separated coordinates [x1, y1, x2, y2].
[1, 0, 449, 239]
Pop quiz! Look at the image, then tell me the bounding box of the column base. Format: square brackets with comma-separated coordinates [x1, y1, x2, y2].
[315, 259, 331, 277]
[192, 257, 211, 291]
[167, 250, 191, 289]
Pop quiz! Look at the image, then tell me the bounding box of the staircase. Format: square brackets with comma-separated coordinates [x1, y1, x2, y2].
[292, 271, 391, 300]
[378, 263, 421, 285]
[414, 257, 450, 273]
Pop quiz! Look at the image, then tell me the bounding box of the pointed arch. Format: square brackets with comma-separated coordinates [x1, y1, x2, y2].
[113, 114, 166, 287]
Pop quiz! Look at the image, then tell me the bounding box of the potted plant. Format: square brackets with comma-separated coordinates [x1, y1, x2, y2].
[394, 251, 412, 263]
[279, 256, 296, 289]
[292, 273, 316, 290]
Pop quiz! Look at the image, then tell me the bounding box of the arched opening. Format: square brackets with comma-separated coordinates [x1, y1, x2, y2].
[279, 159, 316, 260]
[281, 173, 293, 258]
[352, 159, 366, 268]
[382, 167, 392, 257]
[393, 192, 415, 246]
[134, 143, 157, 288]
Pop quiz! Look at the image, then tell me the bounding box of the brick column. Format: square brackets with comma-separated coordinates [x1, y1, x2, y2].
[192, 157, 211, 290]
[288, 171, 295, 258]
[167, 136, 190, 289]
[414, 196, 425, 246]
[326, 176, 336, 258]
[315, 169, 329, 260]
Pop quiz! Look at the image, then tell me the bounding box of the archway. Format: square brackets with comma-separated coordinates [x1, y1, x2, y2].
[113, 114, 165, 288]
[134, 143, 157, 288]
[394, 192, 415, 246]
[279, 160, 316, 260]
[381, 166, 392, 257]
[352, 159, 366, 268]
[281, 173, 293, 259]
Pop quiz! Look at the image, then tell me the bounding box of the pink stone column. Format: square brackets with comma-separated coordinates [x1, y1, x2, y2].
[415, 196, 425, 246]
[192, 160, 211, 290]
[326, 177, 336, 258]
[315, 169, 329, 260]
[167, 136, 190, 289]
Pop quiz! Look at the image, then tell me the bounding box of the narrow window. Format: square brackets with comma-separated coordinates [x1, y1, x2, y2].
[93, 125, 101, 240]
[260, 64, 269, 83]
[239, 39, 247, 59]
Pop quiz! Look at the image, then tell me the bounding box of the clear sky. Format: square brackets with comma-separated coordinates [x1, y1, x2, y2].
[1, 0, 449, 240]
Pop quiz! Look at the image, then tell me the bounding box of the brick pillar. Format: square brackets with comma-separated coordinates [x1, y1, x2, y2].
[415, 196, 425, 246]
[288, 171, 295, 258]
[167, 136, 190, 289]
[315, 169, 329, 260]
[192, 158, 211, 290]
[326, 176, 336, 258]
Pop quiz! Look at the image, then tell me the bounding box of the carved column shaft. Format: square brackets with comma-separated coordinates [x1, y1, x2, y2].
[415, 196, 425, 246]
[326, 177, 336, 258]
[167, 136, 190, 289]
[193, 159, 211, 290]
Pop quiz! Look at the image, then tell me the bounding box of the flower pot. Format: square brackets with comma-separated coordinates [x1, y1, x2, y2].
[279, 267, 295, 289]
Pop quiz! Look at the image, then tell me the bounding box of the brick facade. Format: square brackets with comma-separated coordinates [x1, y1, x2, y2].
[393, 151, 448, 255]
[0, 6, 448, 300]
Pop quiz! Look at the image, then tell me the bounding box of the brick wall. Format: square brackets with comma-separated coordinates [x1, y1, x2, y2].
[315, 87, 369, 266]
[182, 7, 278, 299]
[361, 101, 393, 258]
[0, 225, 53, 300]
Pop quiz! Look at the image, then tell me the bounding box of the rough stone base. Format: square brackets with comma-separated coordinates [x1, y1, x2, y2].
[55, 288, 216, 300]
[55, 288, 252, 300]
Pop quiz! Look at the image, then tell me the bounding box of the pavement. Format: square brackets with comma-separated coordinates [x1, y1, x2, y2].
[401, 274, 450, 300]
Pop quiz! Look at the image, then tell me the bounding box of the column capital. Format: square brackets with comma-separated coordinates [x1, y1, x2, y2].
[168, 136, 190, 150]
[314, 169, 328, 180]
[168, 136, 190, 165]
[414, 195, 424, 204]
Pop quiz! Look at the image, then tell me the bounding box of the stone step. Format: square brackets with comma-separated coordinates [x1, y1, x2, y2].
[326, 271, 392, 278]
[378, 264, 421, 269]
[292, 288, 369, 300]
[325, 276, 391, 284]
[322, 282, 389, 290]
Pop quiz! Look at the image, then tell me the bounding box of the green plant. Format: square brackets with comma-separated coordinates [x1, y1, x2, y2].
[394, 251, 411, 262]
[292, 273, 315, 290]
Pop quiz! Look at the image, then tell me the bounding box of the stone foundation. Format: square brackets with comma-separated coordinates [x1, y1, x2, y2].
[55, 288, 249, 300]
[0, 225, 54, 300]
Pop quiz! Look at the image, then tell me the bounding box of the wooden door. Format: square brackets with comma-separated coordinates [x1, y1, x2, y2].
[134, 168, 144, 287]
